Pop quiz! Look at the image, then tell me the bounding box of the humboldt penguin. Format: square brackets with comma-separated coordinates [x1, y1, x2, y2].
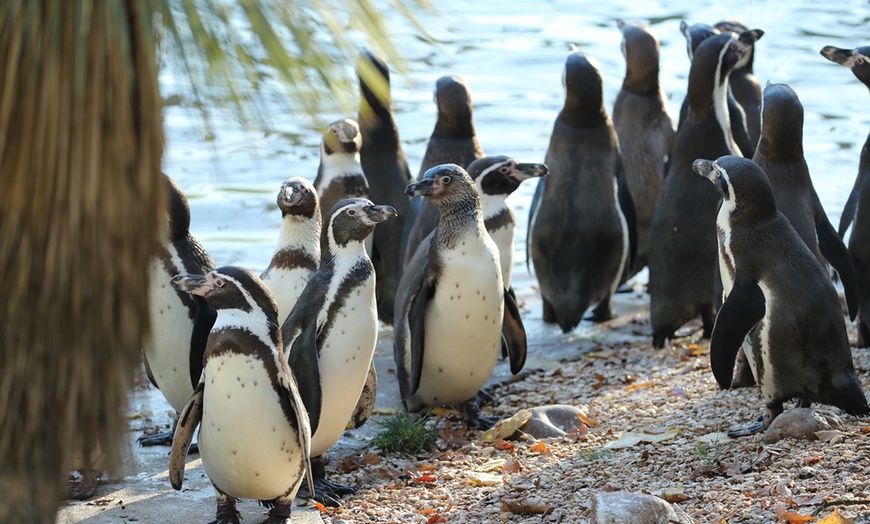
[395, 164, 527, 429]
[357, 49, 411, 324]
[313, 119, 369, 227]
[648, 29, 763, 348]
[283, 198, 397, 505]
[139, 175, 216, 446]
[169, 266, 314, 524]
[528, 51, 632, 333]
[715, 20, 762, 149]
[403, 75, 485, 268]
[260, 177, 321, 325]
[821, 44, 870, 347]
[677, 21, 756, 158]
[694, 156, 870, 435]
[613, 19, 675, 278]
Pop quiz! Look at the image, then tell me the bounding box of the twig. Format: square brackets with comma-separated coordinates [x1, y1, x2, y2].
[811, 498, 870, 516]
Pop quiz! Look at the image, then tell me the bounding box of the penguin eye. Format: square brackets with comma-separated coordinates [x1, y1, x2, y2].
[498, 167, 510, 175]
[440, 176, 452, 185]
[347, 209, 357, 216]
[214, 278, 225, 288]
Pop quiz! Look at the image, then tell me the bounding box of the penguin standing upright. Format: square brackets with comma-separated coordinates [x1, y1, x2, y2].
[715, 20, 762, 150]
[395, 164, 526, 428]
[677, 21, 756, 158]
[357, 50, 411, 324]
[168, 266, 314, 524]
[694, 156, 869, 435]
[314, 119, 368, 222]
[821, 44, 870, 347]
[261, 177, 321, 326]
[139, 175, 216, 446]
[648, 29, 762, 348]
[529, 50, 632, 333]
[403, 75, 485, 267]
[282, 198, 397, 505]
[613, 20, 675, 278]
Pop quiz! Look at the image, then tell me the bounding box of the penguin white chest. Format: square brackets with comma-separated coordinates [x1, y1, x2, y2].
[144, 251, 195, 412]
[488, 225, 515, 290]
[264, 266, 315, 324]
[752, 280, 776, 400]
[416, 235, 504, 406]
[199, 353, 304, 500]
[311, 275, 378, 457]
[717, 205, 736, 296]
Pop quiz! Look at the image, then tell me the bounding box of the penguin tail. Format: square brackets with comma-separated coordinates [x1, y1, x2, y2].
[831, 375, 870, 417]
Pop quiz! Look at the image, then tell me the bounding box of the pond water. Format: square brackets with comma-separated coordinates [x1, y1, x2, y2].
[162, 0, 870, 280]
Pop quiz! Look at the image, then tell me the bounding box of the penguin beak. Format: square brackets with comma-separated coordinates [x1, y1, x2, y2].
[405, 179, 435, 197]
[332, 121, 359, 144]
[737, 28, 763, 46]
[363, 204, 398, 223]
[514, 163, 549, 181]
[281, 183, 306, 205]
[820, 46, 854, 65]
[692, 159, 717, 183]
[171, 274, 210, 296]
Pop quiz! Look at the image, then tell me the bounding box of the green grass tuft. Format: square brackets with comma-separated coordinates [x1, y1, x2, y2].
[372, 412, 437, 455]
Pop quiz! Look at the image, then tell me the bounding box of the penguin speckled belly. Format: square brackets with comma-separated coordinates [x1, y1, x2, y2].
[403, 75, 485, 269]
[283, 198, 397, 506]
[694, 156, 869, 436]
[357, 49, 411, 324]
[169, 267, 313, 524]
[648, 28, 762, 348]
[613, 20, 675, 278]
[139, 175, 215, 447]
[821, 44, 870, 347]
[261, 178, 321, 326]
[528, 50, 632, 333]
[395, 164, 527, 429]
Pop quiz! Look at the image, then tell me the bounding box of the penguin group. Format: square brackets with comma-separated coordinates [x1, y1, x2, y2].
[130, 15, 870, 523]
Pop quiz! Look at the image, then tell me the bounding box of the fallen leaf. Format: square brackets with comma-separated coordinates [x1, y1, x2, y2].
[427, 514, 447, 524]
[657, 486, 688, 503]
[418, 464, 436, 471]
[667, 387, 690, 399]
[816, 508, 855, 524]
[775, 503, 816, 523]
[584, 349, 617, 359]
[550, 368, 562, 377]
[591, 373, 608, 389]
[605, 428, 681, 449]
[312, 500, 335, 515]
[500, 496, 550, 514]
[529, 441, 552, 456]
[466, 471, 503, 486]
[493, 439, 515, 451]
[502, 456, 521, 473]
[564, 424, 589, 441]
[690, 463, 719, 479]
[431, 407, 460, 418]
[805, 455, 823, 466]
[480, 410, 532, 442]
[372, 407, 399, 416]
[695, 432, 732, 444]
[417, 508, 436, 515]
[626, 381, 655, 392]
[409, 471, 437, 484]
[792, 493, 831, 507]
[577, 412, 599, 428]
[477, 459, 507, 472]
[815, 430, 848, 444]
[370, 466, 403, 480]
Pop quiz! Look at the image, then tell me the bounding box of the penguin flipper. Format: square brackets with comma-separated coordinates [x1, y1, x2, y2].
[408, 276, 433, 395]
[189, 296, 216, 388]
[501, 289, 527, 374]
[710, 270, 765, 390]
[350, 361, 378, 429]
[286, 317, 323, 437]
[616, 155, 638, 276]
[816, 212, 860, 320]
[526, 177, 545, 272]
[170, 380, 204, 490]
[838, 177, 860, 237]
[276, 355, 317, 497]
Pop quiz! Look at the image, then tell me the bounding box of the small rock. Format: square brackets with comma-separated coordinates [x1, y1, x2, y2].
[590, 492, 694, 524]
[797, 466, 815, 479]
[520, 405, 588, 439]
[763, 408, 845, 444]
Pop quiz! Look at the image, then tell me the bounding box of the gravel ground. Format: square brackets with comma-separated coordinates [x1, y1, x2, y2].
[313, 295, 870, 524]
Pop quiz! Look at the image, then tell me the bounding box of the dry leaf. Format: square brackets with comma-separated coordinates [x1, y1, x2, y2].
[500, 497, 550, 514]
[584, 349, 617, 359]
[577, 412, 599, 428]
[427, 514, 447, 524]
[409, 471, 437, 484]
[695, 432, 732, 444]
[480, 410, 533, 442]
[312, 500, 335, 515]
[529, 442, 552, 456]
[625, 381, 655, 392]
[466, 471, 503, 486]
[658, 486, 688, 503]
[805, 455, 823, 466]
[502, 456, 521, 473]
[605, 428, 681, 449]
[591, 373, 608, 389]
[477, 459, 507, 472]
[775, 503, 816, 523]
[418, 464, 436, 471]
[817, 508, 855, 524]
[793, 493, 831, 507]
[815, 430, 848, 444]
[667, 387, 690, 399]
[431, 407, 460, 417]
[564, 424, 589, 441]
[493, 439, 515, 451]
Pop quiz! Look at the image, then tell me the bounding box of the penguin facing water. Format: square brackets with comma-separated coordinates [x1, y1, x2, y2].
[529, 50, 632, 333]
[715, 19, 762, 150]
[648, 28, 763, 348]
[694, 156, 869, 435]
[169, 266, 313, 524]
[821, 44, 870, 347]
[283, 198, 397, 506]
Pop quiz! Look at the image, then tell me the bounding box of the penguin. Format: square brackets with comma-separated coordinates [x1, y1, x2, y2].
[357, 49, 411, 324]
[468, 155, 548, 293]
[313, 119, 369, 221]
[403, 75, 485, 269]
[648, 29, 762, 348]
[693, 156, 870, 435]
[528, 51, 632, 333]
[821, 44, 870, 347]
[677, 21, 756, 158]
[282, 198, 397, 505]
[138, 175, 216, 446]
[168, 266, 314, 524]
[613, 19, 675, 278]
[260, 177, 321, 325]
[715, 20, 762, 150]
[394, 164, 527, 429]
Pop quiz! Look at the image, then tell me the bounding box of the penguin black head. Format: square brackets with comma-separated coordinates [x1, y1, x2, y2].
[358, 49, 391, 120]
[467, 155, 548, 197]
[617, 20, 660, 95]
[690, 30, 763, 95]
[324, 198, 397, 249]
[820, 45, 870, 88]
[714, 20, 755, 69]
[757, 83, 804, 161]
[321, 118, 362, 156]
[276, 177, 319, 219]
[693, 156, 776, 225]
[679, 21, 718, 61]
[433, 75, 475, 138]
[405, 163, 479, 209]
[164, 175, 192, 243]
[171, 266, 278, 322]
[561, 51, 606, 127]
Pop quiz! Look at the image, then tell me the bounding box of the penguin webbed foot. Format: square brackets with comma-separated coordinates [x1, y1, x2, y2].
[727, 403, 783, 438]
[258, 500, 293, 524]
[137, 430, 173, 447]
[726, 420, 765, 438]
[296, 478, 355, 507]
[462, 399, 498, 430]
[67, 469, 100, 500]
[209, 498, 241, 524]
[476, 389, 494, 408]
[586, 303, 614, 323]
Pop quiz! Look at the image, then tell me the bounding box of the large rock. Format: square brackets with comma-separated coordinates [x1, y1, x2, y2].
[763, 408, 845, 444]
[520, 405, 589, 439]
[590, 492, 693, 524]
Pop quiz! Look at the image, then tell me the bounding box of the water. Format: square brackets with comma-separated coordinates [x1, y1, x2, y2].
[162, 0, 870, 277]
